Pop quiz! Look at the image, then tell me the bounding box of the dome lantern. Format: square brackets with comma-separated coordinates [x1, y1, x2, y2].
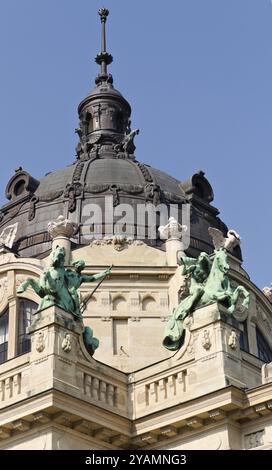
[76, 8, 138, 162]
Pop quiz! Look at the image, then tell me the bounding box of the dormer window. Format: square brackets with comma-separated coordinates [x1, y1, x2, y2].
[5, 169, 39, 202]
[14, 180, 25, 197]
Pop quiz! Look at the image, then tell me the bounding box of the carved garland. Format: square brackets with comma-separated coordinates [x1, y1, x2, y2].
[28, 190, 64, 221]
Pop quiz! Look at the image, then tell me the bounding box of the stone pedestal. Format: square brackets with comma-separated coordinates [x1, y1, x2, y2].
[190, 303, 246, 394]
[27, 305, 84, 395]
[165, 238, 184, 266]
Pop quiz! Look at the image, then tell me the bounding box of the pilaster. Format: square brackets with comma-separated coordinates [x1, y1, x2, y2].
[190, 303, 246, 393]
[27, 306, 84, 395]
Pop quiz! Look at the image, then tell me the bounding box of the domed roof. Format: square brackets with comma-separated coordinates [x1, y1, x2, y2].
[0, 160, 239, 260]
[80, 81, 131, 105]
[0, 8, 241, 261]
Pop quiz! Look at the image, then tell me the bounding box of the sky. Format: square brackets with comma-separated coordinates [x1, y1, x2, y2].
[0, 0, 271, 289]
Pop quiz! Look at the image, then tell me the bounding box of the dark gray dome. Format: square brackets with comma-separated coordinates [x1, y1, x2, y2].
[0, 159, 240, 260]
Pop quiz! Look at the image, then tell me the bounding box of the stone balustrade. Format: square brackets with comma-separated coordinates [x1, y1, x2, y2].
[145, 370, 187, 406]
[0, 372, 22, 402]
[83, 373, 117, 407]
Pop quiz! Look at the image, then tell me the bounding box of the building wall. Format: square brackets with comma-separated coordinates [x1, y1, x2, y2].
[0, 244, 272, 450]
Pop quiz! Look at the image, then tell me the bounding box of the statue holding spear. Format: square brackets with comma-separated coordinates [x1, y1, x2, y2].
[65, 260, 112, 318]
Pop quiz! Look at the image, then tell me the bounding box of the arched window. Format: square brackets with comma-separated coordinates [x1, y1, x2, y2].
[17, 299, 37, 355]
[256, 328, 272, 363]
[0, 308, 9, 364]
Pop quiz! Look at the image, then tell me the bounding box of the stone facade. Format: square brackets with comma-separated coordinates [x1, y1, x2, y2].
[0, 242, 272, 450]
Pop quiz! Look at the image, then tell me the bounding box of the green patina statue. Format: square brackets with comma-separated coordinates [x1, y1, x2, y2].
[83, 326, 100, 356]
[163, 247, 250, 351]
[16, 246, 111, 319]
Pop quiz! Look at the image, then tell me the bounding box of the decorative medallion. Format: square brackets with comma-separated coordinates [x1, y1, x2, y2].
[202, 329, 212, 350]
[61, 333, 72, 353]
[228, 330, 238, 350]
[36, 332, 45, 353]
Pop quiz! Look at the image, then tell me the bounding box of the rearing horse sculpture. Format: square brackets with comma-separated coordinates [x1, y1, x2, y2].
[163, 248, 250, 351]
[199, 248, 250, 312]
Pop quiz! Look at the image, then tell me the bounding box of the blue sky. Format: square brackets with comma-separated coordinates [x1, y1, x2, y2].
[0, 0, 272, 289]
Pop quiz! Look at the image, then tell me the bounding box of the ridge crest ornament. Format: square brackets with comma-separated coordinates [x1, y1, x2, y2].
[163, 227, 250, 351]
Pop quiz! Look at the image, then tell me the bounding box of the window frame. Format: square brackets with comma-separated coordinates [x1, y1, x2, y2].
[256, 327, 272, 363]
[0, 307, 9, 364]
[17, 298, 38, 356]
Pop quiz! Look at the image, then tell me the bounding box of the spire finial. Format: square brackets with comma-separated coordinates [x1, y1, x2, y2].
[95, 7, 113, 85]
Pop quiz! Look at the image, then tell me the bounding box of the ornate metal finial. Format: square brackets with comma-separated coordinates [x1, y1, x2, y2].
[98, 7, 109, 24]
[95, 7, 113, 85]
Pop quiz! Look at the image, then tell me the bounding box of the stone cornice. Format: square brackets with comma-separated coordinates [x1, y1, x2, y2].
[1, 384, 272, 449]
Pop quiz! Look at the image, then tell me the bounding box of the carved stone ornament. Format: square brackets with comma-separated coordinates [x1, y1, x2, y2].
[244, 430, 264, 450]
[28, 190, 63, 222]
[36, 332, 45, 353]
[144, 183, 161, 206]
[48, 215, 78, 240]
[61, 333, 72, 353]
[0, 276, 8, 304]
[84, 183, 143, 207]
[0, 223, 18, 248]
[202, 329, 211, 350]
[64, 182, 83, 212]
[262, 286, 272, 303]
[136, 162, 153, 183]
[90, 235, 144, 251]
[228, 330, 238, 350]
[158, 217, 187, 241]
[28, 196, 39, 221]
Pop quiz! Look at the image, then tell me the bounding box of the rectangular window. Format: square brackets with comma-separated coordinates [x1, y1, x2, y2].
[0, 309, 9, 364]
[239, 320, 249, 353]
[17, 300, 37, 355]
